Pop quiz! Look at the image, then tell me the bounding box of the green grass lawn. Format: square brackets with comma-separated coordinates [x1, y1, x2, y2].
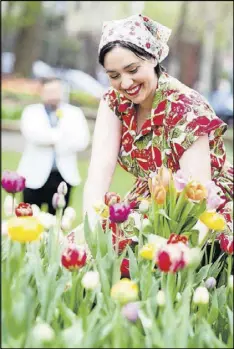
[2, 138, 233, 229]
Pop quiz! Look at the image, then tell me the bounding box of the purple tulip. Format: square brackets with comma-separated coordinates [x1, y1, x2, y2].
[109, 202, 131, 223]
[1, 170, 26, 194]
[206, 181, 224, 210]
[121, 302, 139, 322]
[173, 170, 189, 192]
[205, 277, 216, 290]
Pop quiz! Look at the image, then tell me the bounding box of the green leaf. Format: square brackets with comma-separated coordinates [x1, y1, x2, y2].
[207, 289, 219, 324]
[127, 245, 139, 281]
[194, 264, 211, 285]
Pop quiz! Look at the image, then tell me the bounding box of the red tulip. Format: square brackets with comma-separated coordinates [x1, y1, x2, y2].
[120, 258, 130, 278]
[156, 244, 186, 273]
[167, 233, 188, 245]
[104, 192, 121, 206]
[1, 170, 26, 193]
[61, 244, 87, 271]
[218, 233, 233, 255]
[15, 203, 33, 217]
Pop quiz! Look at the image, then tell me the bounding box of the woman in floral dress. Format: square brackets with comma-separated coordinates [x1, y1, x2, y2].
[82, 14, 233, 231]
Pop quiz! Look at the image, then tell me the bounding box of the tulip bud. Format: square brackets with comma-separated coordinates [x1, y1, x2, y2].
[52, 193, 66, 210]
[61, 244, 87, 271]
[81, 271, 100, 290]
[31, 323, 55, 342]
[64, 207, 76, 221]
[193, 286, 209, 305]
[3, 195, 18, 216]
[31, 204, 41, 217]
[142, 218, 153, 233]
[156, 290, 166, 307]
[120, 258, 130, 278]
[228, 275, 233, 290]
[2, 220, 8, 236]
[61, 216, 73, 231]
[38, 212, 56, 230]
[205, 277, 216, 290]
[139, 200, 149, 214]
[139, 243, 155, 260]
[121, 302, 139, 322]
[57, 181, 68, 195]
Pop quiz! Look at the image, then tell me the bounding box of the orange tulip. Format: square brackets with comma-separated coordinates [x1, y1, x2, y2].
[185, 181, 207, 201]
[157, 166, 172, 190]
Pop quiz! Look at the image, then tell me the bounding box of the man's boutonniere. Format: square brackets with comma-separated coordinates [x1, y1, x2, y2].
[56, 109, 63, 119]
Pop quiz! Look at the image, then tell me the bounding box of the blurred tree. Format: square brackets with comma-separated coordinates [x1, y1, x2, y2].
[12, 1, 44, 77]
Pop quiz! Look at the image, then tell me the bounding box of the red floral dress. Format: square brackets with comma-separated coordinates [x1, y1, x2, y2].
[103, 72, 233, 226]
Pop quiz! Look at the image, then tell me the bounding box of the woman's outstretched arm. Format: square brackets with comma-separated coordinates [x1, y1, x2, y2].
[83, 98, 122, 229]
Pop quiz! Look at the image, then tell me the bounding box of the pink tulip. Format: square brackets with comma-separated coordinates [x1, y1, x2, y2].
[1, 170, 26, 193]
[109, 203, 131, 223]
[173, 170, 189, 192]
[206, 181, 224, 210]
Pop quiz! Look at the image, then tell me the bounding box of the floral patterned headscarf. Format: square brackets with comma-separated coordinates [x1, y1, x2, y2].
[98, 14, 172, 63]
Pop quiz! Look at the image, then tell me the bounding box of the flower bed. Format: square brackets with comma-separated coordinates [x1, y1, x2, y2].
[1, 168, 233, 348]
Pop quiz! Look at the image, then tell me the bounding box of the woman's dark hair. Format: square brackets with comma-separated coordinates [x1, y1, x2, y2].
[99, 41, 166, 77]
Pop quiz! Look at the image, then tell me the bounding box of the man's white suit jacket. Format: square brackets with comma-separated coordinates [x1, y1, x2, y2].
[17, 103, 90, 189]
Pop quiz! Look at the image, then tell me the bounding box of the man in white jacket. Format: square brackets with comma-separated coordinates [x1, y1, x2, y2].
[17, 77, 90, 214]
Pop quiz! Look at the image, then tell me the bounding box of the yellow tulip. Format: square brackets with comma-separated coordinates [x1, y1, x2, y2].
[139, 243, 155, 260]
[93, 201, 109, 219]
[8, 216, 44, 243]
[199, 211, 226, 231]
[110, 279, 139, 305]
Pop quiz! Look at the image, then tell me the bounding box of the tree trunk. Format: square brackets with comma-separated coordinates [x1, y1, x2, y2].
[167, 1, 190, 78]
[13, 2, 43, 78]
[197, 4, 217, 96]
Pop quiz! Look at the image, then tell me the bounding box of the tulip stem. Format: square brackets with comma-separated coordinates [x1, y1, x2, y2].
[115, 224, 120, 255]
[209, 231, 216, 264]
[227, 255, 232, 281]
[12, 193, 15, 216]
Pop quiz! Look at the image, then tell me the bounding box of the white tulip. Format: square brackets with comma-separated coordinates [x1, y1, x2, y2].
[2, 220, 8, 236]
[139, 200, 149, 214]
[31, 204, 41, 217]
[3, 195, 17, 217]
[61, 216, 73, 231]
[156, 290, 166, 306]
[81, 271, 100, 290]
[64, 207, 76, 221]
[128, 211, 142, 230]
[193, 286, 209, 305]
[31, 323, 55, 342]
[38, 212, 56, 230]
[193, 220, 209, 246]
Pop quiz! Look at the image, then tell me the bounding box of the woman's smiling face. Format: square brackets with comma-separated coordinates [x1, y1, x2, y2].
[104, 46, 158, 107]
